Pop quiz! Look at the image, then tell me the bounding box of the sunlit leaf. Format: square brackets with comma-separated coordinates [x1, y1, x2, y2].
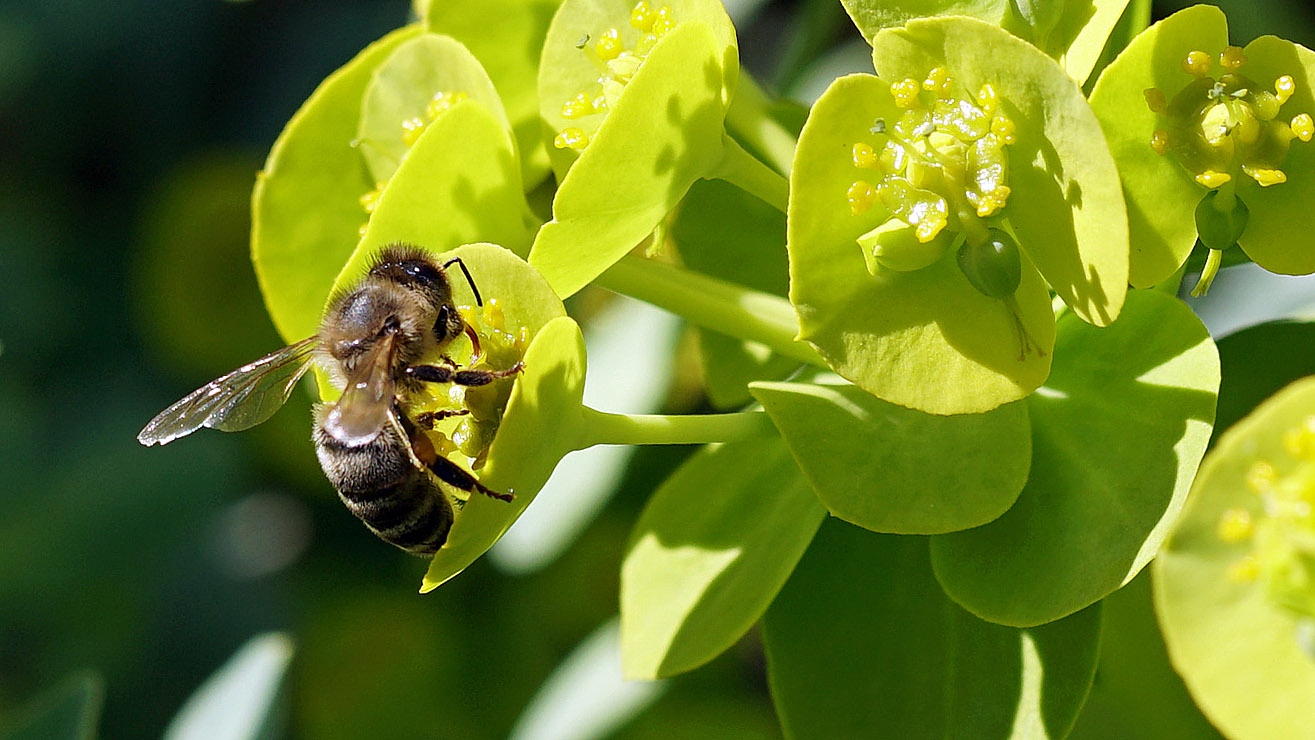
[164, 633, 294, 740]
[252, 25, 423, 343]
[764, 522, 1100, 740]
[932, 290, 1219, 626]
[620, 435, 825, 679]
[751, 376, 1029, 534]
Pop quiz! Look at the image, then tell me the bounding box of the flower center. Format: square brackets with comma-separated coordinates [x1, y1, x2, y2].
[1217, 415, 1315, 622]
[847, 68, 1017, 247]
[553, 1, 679, 151]
[1147, 47, 1313, 189]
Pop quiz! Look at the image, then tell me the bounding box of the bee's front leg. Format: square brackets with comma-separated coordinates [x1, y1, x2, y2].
[405, 362, 524, 388]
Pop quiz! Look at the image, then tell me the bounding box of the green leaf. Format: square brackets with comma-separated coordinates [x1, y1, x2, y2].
[356, 33, 511, 184]
[531, 0, 738, 298]
[871, 16, 1129, 328]
[335, 99, 533, 290]
[1067, 572, 1224, 740]
[620, 435, 825, 679]
[931, 290, 1219, 626]
[422, 313, 586, 591]
[424, 0, 564, 188]
[0, 671, 102, 740]
[750, 376, 1030, 534]
[164, 633, 294, 740]
[786, 72, 1055, 415]
[1155, 377, 1315, 740]
[1216, 319, 1315, 441]
[252, 25, 423, 344]
[839, 0, 1012, 46]
[1089, 5, 1229, 288]
[670, 178, 796, 408]
[764, 522, 1100, 740]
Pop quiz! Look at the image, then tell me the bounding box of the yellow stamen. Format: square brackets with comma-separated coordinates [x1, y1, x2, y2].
[1293, 113, 1314, 141]
[1150, 130, 1170, 155]
[1276, 75, 1296, 105]
[1144, 87, 1167, 113]
[561, 92, 596, 119]
[1247, 461, 1278, 493]
[630, 0, 655, 31]
[1183, 50, 1213, 76]
[652, 6, 676, 36]
[1195, 169, 1231, 188]
[425, 91, 467, 120]
[975, 186, 1010, 217]
[1226, 555, 1260, 582]
[1220, 46, 1247, 70]
[595, 28, 622, 61]
[401, 116, 427, 147]
[483, 298, 506, 332]
[1217, 508, 1254, 542]
[891, 78, 922, 108]
[1283, 416, 1315, 458]
[852, 143, 879, 169]
[1242, 164, 1287, 187]
[977, 83, 998, 112]
[848, 180, 877, 215]
[359, 187, 383, 214]
[923, 67, 951, 96]
[990, 116, 1017, 145]
[554, 127, 590, 150]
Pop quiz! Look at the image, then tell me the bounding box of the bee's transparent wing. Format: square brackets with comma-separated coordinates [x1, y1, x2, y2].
[138, 337, 320, 446]
[323, 333, 397, 447]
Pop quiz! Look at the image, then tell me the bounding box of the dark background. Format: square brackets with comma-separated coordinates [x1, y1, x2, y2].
[1, 1, 1312, 738]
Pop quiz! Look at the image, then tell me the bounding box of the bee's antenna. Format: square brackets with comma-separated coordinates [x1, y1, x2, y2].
[442, 257, 483, 307]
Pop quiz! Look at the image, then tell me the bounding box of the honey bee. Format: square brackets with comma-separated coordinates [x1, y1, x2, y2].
[138, 244, 523, 555]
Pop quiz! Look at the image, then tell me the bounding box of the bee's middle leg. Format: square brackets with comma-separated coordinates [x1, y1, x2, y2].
[405, 362, 524, 387]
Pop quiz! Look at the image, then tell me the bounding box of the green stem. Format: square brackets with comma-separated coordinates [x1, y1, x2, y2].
[1190, 248, 1224, 297]
[597, 254, 825, 367]
[724, 71, 799, 177]
[708, 133, 790, 213]
[575, 406, 775, 449]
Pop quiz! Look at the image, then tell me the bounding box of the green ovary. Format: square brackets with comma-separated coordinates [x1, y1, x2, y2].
[553, 1, 679, 151]
[1218, 416, 1315, 619]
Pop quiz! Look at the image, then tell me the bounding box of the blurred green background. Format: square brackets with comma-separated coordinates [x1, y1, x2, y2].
[2, 1, 1314, 738]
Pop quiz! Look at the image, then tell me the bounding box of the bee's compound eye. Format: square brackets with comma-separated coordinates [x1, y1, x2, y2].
[401, 261, 441, 286]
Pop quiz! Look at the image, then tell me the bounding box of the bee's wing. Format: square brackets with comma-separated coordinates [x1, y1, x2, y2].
[138, 337, 320, 446]
[323, 332, 398, 447]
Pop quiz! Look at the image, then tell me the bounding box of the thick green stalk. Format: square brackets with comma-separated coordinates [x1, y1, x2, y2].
[575, 407, 774, 449]
[708, 134, 790, 212]
[596, 254, 824, 366]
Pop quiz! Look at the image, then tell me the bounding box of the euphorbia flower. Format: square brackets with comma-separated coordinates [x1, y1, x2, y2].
[1091, 4, 1315, 290]
[789, 16, 1128, 415]
[529, 0, 785, 299]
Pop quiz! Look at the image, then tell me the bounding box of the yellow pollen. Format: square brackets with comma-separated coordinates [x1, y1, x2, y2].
[1217, 508, 1254, 542]
[1195, 169, 1231, 188]
[359, 186, 383, 214]
[482, 298, 506, 332]
[425, 91, 467, 120]
[358, 223, 368, 237]
[975, 187, 1010, 217]
[1220, 46, 1247, 70]
[1283, 416, 1315, 458]
[1293, 113, 1314, 141]
[1247, 460, 1278, 493]
[561, 92, 596, 119]
[991, 116, 1017, 144]
[1144, 87, 1167, 113]
[892, 78, 922, 108]
[1242, 164, 1287, 187]
[1150, 130, 1170, 155]
[923, 67, 951, 95]
[592, 95, 608, 112]
[401, 116, 428, 147]
[852, 143, 879, 169]
[594, 28, 623, 61]
[652, 6, 676, 36]
[913, 208, 948, 242]
[1183, 50, 1212, 76]
[1226, 555, 1260, 582]
[977, 83, 998, 112]
[848, 180, 877, 215]
[630, 1, 655, 31]
[1276, 75, 1296, 105]
[554, 127, 590, 150]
